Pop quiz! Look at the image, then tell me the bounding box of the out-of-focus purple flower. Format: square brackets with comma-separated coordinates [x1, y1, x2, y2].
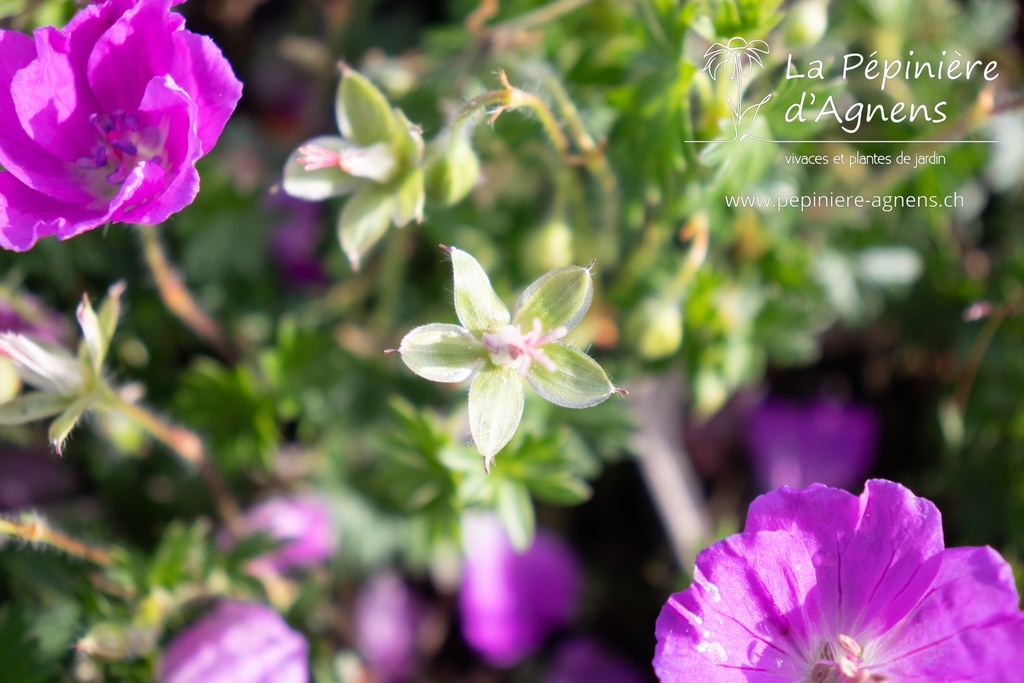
[160, 601, 308, 683]
[268, 195, 327, 287]
[354, 573, 423, 682]
[232, 495, 337, 573]
[744, 397, 879, 491]
[459, 514, 581, 667]
[0, 447, 75, 511]
[0, 0, 242, 251]
[541, 637, 646, 683]
[0, 290, 70, 345]
[654, 479, 1024, 682]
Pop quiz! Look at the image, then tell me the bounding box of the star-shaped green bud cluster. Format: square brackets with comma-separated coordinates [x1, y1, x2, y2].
[0, 283, 124, 453]
[397, 246, 624, 471]
[283, 65, 426, 271]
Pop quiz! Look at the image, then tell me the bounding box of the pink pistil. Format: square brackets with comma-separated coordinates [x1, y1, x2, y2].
[481, 318, 567, 376]
[296, 144, 344, 172]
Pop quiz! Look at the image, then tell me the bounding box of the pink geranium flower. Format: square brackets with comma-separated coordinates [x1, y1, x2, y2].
[654, 479, 1024, 682]
[745, 397, 879, 491]
[225, 495, 337, 573]
[0, 0, 241, 250]
[459, 514, 581, 667]
[160, 601, 307, 683]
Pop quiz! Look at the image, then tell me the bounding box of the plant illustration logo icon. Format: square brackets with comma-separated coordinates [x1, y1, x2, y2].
[702, 37, 773, 142]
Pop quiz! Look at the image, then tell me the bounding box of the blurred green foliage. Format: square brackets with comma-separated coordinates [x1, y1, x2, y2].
[1, 0, 1023, 679]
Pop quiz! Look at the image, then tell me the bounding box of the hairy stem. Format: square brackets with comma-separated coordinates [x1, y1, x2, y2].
[137, 225, 238, 364]
[101, 386, 241, 530]
[0, 515, 115, 565]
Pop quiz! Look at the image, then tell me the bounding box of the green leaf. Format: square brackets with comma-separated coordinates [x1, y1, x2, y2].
[527, 343, 615, 409]
[48, 395, 90, 454]
[526, 475, 592, 506]
[391, 166, 424, 228]
[398, 323, 486, 382]
[336, 67, 398, 147]
[468, 364, 524, 467]
[75, 294, 104, 374]
[338, 184, 396, 271]
[496, 479, 535, 551]
[282, 136, 361, 201]
[0, 392, 71, 425]
[449, 247, 510, 336]
[513, 265, 593, 333]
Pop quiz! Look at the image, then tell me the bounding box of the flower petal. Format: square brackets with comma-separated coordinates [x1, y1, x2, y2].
[449, 247, 511, 336]
[282, 136, 361, 201]
[513, 264, 592, 332]
[337, 184, 395, 271]
[526, 343, 614, 409]
[13, 27, 97, 166]
[873, 546, 1023, 680]
[654, 530, 814, 682]
[85, 0, 181, 115]
[468, 364, 524, 462]
[0, 172, 99, 251]
[170, 29, 242, 154]
[745, 479, 944, 640]
[0, 30, 99, 206]
[398, 323, 486, 383]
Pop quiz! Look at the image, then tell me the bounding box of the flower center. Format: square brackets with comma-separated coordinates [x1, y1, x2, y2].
[481, 318, 567, 376]
[296, 142, 397, 183]
[76, 110, 159, 186]
[811, 635, 886, 683]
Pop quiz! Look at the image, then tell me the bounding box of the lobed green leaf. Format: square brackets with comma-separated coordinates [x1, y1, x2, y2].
[496, 479, 535, 551]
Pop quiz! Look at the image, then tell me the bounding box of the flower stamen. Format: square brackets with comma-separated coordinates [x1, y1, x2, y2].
[78, 110, 147, 185]
[481, 318, 567, 376]
[812, 636, 887, 683]
[296, 142, 398, 182]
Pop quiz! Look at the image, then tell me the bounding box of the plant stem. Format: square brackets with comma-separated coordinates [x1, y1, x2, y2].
[0, 515, 115, 565]
[137, 225, 238, 364]
[101, 386, 242, 531]
[491, 0, 594, 34]
[954, 303, 1011, 413]
[531, 65, 622, 264]
[449, 70, 570, 154]
[630, 373, 711, 569]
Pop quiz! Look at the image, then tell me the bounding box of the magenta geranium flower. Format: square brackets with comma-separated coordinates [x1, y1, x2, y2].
[745, 397, 879, 491]
[459, 514, 581, 667]
[0, 0, 241, 251]
[226, 494, 337, 573]
[654, 479, 1024, 682]
[354, 573, 424, 682]
[160, 601, 308, 683]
